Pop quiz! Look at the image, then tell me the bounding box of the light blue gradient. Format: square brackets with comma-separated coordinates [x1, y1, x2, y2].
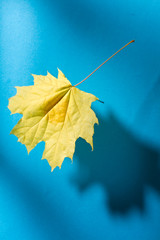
[1, 0, 160, 239]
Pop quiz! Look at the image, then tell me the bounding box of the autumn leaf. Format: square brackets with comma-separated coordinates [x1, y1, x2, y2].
[8, 40, 134, 171]
[8, 69, 98, 171]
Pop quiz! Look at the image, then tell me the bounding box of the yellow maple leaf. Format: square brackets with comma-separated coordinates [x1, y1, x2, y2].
[8, 40, 134, 171]
[8, 69, 98, 171]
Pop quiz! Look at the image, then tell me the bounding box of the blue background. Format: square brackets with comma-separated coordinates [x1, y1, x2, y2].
[1, 0, 160, 239]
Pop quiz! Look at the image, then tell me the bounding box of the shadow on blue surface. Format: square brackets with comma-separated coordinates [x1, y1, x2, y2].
[48, 0, 110, 35]
[72, 112, 160, 214]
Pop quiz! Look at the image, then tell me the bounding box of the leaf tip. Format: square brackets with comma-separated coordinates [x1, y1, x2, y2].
[26, 146, 32, 155]
[57, 68, 65, 79]
[57, 67, 60, 74]
[51, 165, 61, 172]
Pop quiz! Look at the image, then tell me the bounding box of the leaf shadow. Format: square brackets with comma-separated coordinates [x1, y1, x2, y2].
[72, 112, 160, 214]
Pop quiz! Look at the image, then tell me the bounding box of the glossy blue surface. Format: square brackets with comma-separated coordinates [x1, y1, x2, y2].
[1, 0, 160, 239]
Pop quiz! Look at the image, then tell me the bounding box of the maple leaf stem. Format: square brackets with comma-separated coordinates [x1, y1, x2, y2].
[98, 99, 104, 103]
[74, 40, 135, 87]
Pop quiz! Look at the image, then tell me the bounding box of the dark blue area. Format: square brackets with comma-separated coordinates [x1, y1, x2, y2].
[1, 0, 160, 239]
[73, 113, 160, 214]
